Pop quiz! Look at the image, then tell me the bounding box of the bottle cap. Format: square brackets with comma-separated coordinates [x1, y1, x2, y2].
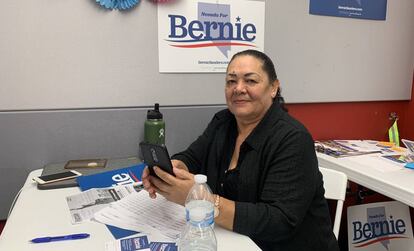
[194, 174, 207, 183]
[147, 103, 163, 120]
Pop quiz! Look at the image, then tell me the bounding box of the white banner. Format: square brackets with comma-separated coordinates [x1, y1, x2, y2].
[347, 201, 414, 251]
[158, 0, 265, 72]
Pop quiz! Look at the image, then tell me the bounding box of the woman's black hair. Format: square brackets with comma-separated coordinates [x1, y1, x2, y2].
[228, 49, 287, 112]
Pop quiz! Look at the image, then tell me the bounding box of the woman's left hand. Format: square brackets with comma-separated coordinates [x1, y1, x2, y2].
[150, 166, 195, 206]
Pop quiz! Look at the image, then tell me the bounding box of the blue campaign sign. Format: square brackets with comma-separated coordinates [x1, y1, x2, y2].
[309, 0, 387, 20]
[77, 163, 146, 191]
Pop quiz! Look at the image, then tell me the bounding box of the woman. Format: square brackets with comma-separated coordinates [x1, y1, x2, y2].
[142, 50, 339, 250]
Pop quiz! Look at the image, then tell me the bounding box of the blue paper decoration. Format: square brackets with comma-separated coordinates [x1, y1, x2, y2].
[96, 0, 140, 10]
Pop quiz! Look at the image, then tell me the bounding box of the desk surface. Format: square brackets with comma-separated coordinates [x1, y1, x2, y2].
[0, 170, 260, 251]
[317, 152, 414, 208]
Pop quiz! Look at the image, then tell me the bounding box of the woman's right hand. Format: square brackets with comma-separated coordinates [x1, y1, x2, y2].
[142, 159, 189, 199]
[142, 166, 157, 199]
[171, 159, 189, 172]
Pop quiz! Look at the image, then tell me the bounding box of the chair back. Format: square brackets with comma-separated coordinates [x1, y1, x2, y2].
[319, 167, 347, 239]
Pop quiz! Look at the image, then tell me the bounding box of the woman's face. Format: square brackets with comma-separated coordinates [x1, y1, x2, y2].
[225, 55, 278, 123]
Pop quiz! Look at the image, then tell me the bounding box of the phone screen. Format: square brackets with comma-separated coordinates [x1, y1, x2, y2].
[38, 171, 78, 182]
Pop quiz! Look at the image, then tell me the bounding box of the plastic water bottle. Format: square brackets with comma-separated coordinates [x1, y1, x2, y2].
[179, 174, 217, 251]
[185, 174, 215, 226]
[144, 103, 165, 145]
[179, 207, 217, 251]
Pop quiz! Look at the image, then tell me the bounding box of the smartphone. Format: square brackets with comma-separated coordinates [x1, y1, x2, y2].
[32, 170, 82, 184]
[139, 142, 174, 177]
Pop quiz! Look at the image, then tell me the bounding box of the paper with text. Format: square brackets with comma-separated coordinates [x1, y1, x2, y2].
[94, 191, 186, 240]
[66, 184, 143, 224]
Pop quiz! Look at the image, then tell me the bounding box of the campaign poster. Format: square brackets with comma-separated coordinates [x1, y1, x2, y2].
[347, 201, 414, 251]
[309, 0, 387, 20]
[158, 0, 265, 72]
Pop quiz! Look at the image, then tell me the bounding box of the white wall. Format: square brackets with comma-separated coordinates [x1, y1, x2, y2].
[0, 0, 413, 111]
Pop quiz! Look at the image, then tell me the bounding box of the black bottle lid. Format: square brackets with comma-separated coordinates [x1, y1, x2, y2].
[147, 103, 163, 120]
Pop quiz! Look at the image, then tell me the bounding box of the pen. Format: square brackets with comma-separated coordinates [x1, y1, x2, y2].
[30, 233, 90, 243]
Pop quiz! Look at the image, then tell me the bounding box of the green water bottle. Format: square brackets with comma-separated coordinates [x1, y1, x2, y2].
[144, 103, 165, 145]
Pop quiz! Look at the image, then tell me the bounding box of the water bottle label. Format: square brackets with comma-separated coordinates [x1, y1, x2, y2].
[185, 209, 214, 227]
[204, 210, 214, 227]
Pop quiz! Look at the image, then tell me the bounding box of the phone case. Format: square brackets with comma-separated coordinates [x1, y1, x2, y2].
[139, 142, 174, 177]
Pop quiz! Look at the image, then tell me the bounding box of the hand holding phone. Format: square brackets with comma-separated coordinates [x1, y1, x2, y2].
[139, 142, 174, 178]
[32, 170, 82, 184]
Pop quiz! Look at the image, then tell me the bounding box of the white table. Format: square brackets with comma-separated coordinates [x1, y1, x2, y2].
[317, 152, 414, 208]
[0, 169, 260, 251]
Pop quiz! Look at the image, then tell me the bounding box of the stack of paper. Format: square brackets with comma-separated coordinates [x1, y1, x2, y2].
[315, 140, 382, 158]
[66, 184, 143, 224]
[94, 190, 186, 240]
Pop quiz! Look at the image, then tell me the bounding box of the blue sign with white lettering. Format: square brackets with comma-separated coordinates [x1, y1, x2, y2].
[77, 164, 145, 191]
[309, 0, 387, 20]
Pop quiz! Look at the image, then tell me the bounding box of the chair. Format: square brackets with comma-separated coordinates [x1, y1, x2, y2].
[319, 167, 348, 239]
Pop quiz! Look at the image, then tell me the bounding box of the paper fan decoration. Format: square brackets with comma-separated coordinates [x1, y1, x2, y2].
[96, 0, 140, 10]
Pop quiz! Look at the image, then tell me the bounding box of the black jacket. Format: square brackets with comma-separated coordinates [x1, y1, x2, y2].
[173, 102, 339, 251]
